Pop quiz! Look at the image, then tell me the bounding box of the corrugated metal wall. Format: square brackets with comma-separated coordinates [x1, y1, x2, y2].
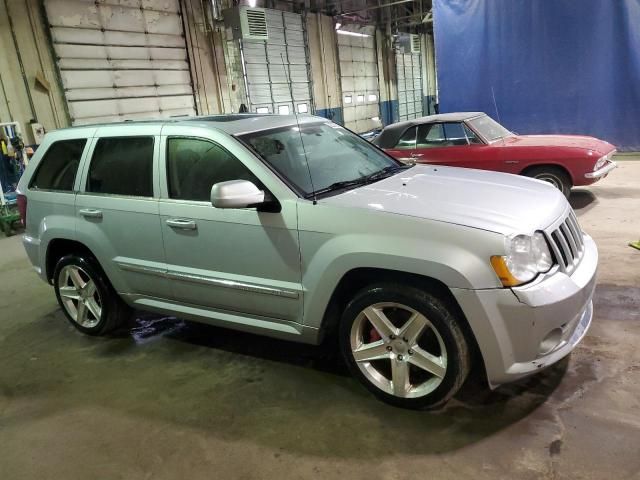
[43, 0, 197, 125]
[240, 9, 312, 115]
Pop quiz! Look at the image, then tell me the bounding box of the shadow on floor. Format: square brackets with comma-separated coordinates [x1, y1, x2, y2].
[569, 189, 598, 212]
[1, 306, 570, 459]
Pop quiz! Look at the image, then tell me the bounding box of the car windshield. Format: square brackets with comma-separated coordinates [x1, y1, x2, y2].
[238, 122, 404, 197]
[467, 115, 513, 142]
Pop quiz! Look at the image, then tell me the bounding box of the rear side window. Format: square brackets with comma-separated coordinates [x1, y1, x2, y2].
[167, 137, 260, 202]
[87, 137, 154, 197]
[29, 139, 86, 191]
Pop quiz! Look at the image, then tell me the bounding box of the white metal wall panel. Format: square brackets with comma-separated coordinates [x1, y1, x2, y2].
[45, 0, 196, 125]
[241, 9, 312, 115]
[396, 50, 424, 121]
[338, 31, 381, 133]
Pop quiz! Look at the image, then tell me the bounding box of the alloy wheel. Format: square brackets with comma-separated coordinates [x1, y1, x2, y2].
[350, 302, 447, 398]
[57, 265, 103, 329]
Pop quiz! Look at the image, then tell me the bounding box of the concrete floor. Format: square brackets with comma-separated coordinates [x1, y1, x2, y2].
[1, 160, 639, 480]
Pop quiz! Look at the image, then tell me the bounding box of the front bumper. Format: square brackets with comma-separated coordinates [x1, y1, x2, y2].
[584, 160, 617, 179]
[452, 233, 598, 387]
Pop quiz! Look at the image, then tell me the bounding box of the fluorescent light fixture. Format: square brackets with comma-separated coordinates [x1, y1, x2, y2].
[336, 30, 370, 38]
[278, 105, 290, 115]
[256, 107, 269, 114]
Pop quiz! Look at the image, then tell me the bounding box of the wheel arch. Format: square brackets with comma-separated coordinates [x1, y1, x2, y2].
[520, 163, 574, 184]
[45, 238, 99, 284]
[320, 267, 486, 381]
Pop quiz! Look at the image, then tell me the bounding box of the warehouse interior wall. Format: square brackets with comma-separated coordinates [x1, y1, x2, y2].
[0, 0, 68, 143]
[377, 25, 397, 126]
[422, 32, 437, 115]
[434, 0, 640, 151]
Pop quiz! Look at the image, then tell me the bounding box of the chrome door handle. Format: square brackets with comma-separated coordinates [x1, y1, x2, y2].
[166, 218, 197, 230]
[79, 208, 103, 219]
[410, 153, 424, 158]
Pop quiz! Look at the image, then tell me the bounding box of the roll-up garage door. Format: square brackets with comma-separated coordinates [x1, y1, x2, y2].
[396, 50, 424, 121]
[337, 29, 381, 133]
[241, 10, 312, 115]
[44, 0, 196, 125]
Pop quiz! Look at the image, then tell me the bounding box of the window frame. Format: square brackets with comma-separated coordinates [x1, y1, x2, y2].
[394, 126, 418, 150]
[83, 135, 156, 199]
[414, 122, 474, 148]
[163, 135, 265, 205]
[28, 138, 88, 193]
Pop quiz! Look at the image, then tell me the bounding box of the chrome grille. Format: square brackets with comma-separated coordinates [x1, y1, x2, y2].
[548, 210, 584, 274]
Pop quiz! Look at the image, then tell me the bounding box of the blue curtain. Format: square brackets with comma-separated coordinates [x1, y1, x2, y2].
[433, 0, 640, 151]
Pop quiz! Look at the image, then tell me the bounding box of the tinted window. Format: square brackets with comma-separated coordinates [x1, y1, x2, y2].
[395, 127, 417, 149]
[87, 137, 154, 197]
[29, 139, 86, 191]
[167, 137, 260, 201]
[417, 122, 468, 148]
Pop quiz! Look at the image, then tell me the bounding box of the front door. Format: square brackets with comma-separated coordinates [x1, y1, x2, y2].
[74, 126, 170, 299]
[157, 125, 303, 324]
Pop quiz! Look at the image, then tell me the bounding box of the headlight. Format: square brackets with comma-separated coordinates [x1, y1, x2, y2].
[491, 232, 553, 286]
[594, 152, 612, 170]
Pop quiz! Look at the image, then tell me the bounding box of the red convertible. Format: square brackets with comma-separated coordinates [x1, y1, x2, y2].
[373, 112, 617, 197]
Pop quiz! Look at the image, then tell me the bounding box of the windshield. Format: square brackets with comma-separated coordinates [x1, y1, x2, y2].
[467, 115, 513, 142]
[238, 122, 401, 197]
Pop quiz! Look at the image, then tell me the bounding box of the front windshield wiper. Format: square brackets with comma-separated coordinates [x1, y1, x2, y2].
[307, 164, 412, 198]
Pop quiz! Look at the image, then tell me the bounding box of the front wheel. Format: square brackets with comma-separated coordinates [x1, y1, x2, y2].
[524, 166, 572, 198]
[339, 283, 470, 409]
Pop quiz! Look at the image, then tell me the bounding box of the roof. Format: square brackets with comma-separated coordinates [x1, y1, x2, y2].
[67, 114, 325, 136]
[373, 112, 485, 148]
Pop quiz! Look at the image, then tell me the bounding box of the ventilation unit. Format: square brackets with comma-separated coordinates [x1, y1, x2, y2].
[224, 6, 268, 41]
[396, 33, 421, 54]
[410, 34, 421, 53]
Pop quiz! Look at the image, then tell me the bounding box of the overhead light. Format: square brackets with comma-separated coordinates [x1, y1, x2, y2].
[335, 22, 342, 30]
[247, 0, 257, 7]
[336, 30, 370, 38]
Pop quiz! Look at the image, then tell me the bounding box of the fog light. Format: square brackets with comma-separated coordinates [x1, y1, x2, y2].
[538, 328, 563, 356]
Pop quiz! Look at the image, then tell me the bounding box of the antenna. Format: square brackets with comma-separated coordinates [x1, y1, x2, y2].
[280, 52, 317, 204]
[491, 86, 505, 145]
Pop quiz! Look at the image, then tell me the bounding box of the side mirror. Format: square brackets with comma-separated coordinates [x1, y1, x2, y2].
[211, 180, 265, 209]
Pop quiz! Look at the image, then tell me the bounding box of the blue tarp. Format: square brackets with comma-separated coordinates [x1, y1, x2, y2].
[433, 0, 640, 151]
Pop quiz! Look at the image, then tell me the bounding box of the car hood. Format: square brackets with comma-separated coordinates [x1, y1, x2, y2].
[320, 165, 568, 236]
[503, 134, 615, 155]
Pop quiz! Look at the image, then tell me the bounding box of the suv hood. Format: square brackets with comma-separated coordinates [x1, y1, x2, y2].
[503, 134, 615, 155]
[321, 165, 568, 236]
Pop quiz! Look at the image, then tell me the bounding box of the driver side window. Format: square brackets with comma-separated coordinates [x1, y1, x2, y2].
[167, 137, 260, 202]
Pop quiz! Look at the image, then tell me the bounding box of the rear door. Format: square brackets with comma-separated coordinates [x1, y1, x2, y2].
[75, 125, 170, 299]
[157, 125, 303, 324]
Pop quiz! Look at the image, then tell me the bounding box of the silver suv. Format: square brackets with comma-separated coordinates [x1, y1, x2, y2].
[17, 115, 597, 409]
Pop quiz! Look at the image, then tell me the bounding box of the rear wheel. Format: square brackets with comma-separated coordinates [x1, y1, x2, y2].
[339, 283, 470, 409]
[524, 166, 572, 198]
[53, 254, 129, 335]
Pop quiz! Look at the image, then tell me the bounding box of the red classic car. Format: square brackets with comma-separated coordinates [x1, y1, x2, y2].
[373, 112, 617, 197]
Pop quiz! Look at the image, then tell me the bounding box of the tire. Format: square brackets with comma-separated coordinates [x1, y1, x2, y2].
[53, 254, 129, 336]
[524, 166, 572, 198]
[339, 283, 470, 410]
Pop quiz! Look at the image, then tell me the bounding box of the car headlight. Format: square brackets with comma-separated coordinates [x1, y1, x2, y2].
[594, 156, 607, 170]
[491, 232, 554, 286]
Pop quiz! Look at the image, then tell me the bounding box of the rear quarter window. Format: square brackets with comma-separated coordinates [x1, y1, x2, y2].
[29, 139, 87, 191]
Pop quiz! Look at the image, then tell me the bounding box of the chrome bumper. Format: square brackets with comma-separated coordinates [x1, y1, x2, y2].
[585, 160, 617, 179]
[452, 233, 598, 387]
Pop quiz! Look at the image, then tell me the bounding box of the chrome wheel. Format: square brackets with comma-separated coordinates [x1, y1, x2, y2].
[350, 302, 447, 398]
[57, 265, 102, 329]
[534, 172, 564, 190]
